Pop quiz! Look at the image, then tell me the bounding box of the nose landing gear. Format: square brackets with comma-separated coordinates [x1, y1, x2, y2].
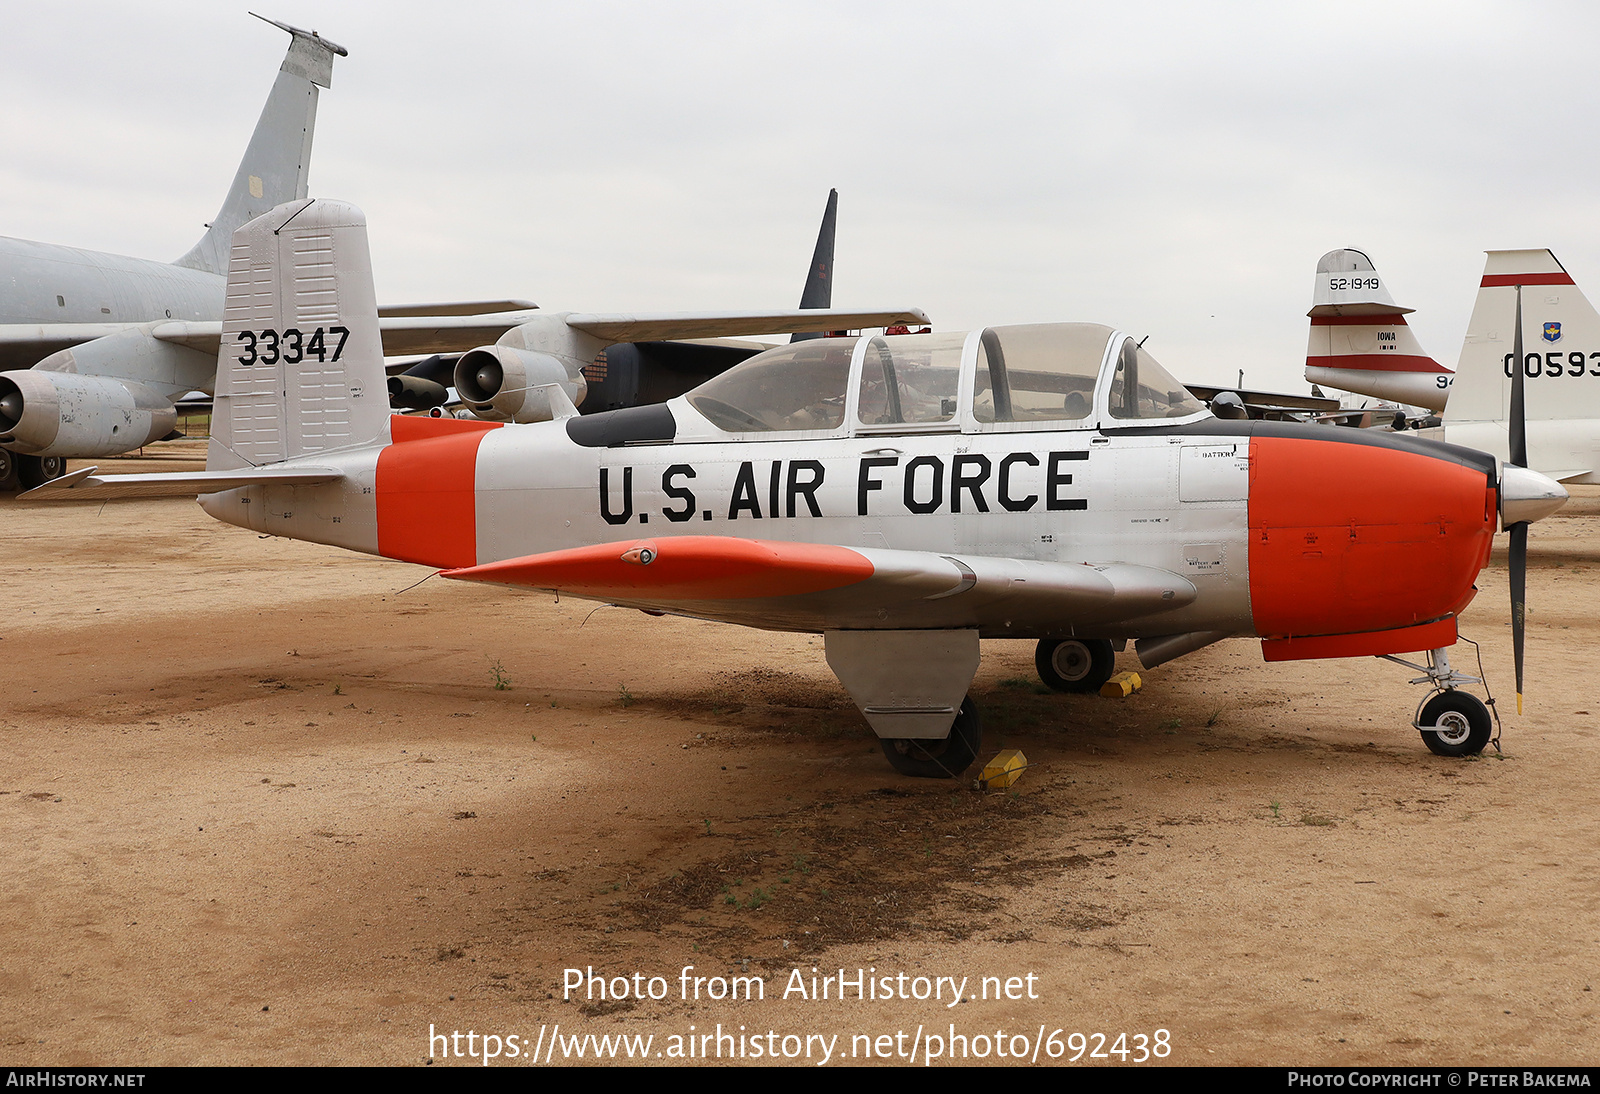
[1381, 645, 1500, 758]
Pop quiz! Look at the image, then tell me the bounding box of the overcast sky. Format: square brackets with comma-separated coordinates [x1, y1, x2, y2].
[2, 1, 1597, 392]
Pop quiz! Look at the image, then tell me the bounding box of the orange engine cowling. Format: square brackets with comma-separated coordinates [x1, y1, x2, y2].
[1247, 433, 1496, 658]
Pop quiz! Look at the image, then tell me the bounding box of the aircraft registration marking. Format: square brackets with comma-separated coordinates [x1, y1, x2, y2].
[1503, 351, 1600, 378]
[235, 325, 350, 366]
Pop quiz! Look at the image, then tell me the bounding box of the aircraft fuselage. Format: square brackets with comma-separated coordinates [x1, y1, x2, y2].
[0, 237, 222, 369]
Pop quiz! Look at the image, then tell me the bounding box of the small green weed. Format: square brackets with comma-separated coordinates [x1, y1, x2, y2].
[489, 660, 511, 690]
[618, 683, 634, 707]
[1269, 800, 1281, 818]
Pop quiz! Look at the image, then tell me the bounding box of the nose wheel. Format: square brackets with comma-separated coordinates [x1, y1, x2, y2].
[1035, 638, 1115, 694]
[1416, 691, 1493, 757]
[1382, 645, 1501, 758]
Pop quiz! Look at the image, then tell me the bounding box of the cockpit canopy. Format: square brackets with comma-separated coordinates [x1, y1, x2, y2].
[684, 323, 1205, 435]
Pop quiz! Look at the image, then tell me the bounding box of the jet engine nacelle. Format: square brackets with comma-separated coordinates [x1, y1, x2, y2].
[0, 370, 178, 457]
[454, 345, 588, 423]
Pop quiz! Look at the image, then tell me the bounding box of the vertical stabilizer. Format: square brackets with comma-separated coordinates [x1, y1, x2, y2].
[1303, 248, 1451, 412]
[1444, 249, 1600, 480]
[790, 188, 837, 343]
[208, 199, 388, 471]
[173, 17, 347, 275]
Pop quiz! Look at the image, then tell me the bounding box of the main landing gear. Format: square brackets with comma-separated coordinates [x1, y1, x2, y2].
[1035, 638, 1116, 694]
[0, 452, 65, 492]
[1381, 646, 1498, 758]
[879, 698, 982, 779]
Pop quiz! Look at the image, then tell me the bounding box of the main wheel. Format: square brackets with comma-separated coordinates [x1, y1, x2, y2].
[880, 697, 981, 779]
[1418, 691, 1492, 757]
[1035, 638, 1115, 693]
[0, 449, 19, 493]
[17, 454, 64, 490]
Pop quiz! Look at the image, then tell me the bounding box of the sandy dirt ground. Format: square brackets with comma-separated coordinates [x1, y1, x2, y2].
[2, 440, 1597, 1067]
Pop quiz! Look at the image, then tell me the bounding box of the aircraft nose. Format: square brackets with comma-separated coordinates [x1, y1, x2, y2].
[1499, 465, 1568, 528]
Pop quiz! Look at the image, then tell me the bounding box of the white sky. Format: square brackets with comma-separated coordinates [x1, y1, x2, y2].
[2, 1, 1597, 392]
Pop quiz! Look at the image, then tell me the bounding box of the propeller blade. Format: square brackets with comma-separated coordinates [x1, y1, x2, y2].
[1510, 520, 1527, 715]
[1511, 285, 1528, 468]
[1508, 283, 1529, 714]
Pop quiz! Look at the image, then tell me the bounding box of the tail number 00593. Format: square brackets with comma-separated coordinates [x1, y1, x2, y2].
[235, 326, 350, 367]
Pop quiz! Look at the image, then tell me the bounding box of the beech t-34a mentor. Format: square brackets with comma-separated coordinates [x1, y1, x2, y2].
[30, 199, 1570, 777]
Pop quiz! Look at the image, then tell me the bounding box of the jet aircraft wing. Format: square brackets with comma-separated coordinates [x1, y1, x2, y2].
[0, 324, 160, 369]
[556, 309, 930, 344]
[125, 307, 929, 362]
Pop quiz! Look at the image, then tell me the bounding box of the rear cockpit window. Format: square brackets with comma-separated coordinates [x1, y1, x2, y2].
[972, 323, 1108, 423]
[686, 338, 854, 432]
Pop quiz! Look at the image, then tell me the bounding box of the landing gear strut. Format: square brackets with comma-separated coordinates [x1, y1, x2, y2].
[1035, 638, 1115, 694]
[1381, 646, 1499, 758]
[879, 697, 981, 779]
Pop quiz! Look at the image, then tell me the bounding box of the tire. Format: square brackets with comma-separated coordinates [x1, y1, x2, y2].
[1035, 638, 1116, 694]
[1418, 691, 1492, 757]
[880, 697, 982, 779]
[17, 454, 64, 490]
[0, 449, 19, 493]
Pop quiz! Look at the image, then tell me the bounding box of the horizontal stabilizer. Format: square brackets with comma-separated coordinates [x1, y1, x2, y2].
[20, 464, 342, 501]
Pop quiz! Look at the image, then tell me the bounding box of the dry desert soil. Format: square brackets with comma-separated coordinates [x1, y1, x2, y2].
[2, 440, 1597, 1067]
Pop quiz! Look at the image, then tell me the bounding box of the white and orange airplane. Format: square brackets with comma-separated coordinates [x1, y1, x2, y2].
[29, 201, 1570, 777]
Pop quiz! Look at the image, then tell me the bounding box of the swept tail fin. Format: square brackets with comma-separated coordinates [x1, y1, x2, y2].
[1303, 248, 1451, 413]
[790, 188, 838, 344]
[173, 17, 346, 275]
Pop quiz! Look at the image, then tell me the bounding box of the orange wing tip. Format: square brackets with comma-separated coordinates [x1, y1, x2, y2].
[442, 536, 875, 601]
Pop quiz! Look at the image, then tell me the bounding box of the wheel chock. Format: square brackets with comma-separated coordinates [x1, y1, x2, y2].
[979, 748, 1028, 790]
[1099, 671, 1142, 698]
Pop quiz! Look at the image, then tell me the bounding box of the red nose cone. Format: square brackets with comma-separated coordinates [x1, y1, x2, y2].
[1248, 435, 1495, 641]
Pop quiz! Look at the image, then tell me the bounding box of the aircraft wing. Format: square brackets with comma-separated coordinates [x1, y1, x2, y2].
[19, 464, 342, 501]
[142, 307, 927, 360]
[561, 308, 929, 343]
[441, 535, 1195, 633]
[145, 311, 547, 359]
[1185, 383, 1339, 416]
[0, 324, 152, 369]
[0, 311, 545, 365]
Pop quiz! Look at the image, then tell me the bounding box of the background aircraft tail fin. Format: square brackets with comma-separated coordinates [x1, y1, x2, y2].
[173, 17, 347, 276]
[208, 198, 388, 471]
[1303, 248, 1450, 412]
[1446, 250, 1600, 433]
[790, 188, 837, 343]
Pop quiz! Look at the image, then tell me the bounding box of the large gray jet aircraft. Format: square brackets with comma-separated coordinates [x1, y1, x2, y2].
[0, 17, 355, 490]
[0, 23, 925, 491]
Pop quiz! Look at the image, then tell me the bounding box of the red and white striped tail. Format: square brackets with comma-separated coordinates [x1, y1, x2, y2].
[1303, 248, 1451, 413]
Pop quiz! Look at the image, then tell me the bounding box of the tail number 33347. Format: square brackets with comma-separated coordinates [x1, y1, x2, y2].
[235, 326, 350, 366]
